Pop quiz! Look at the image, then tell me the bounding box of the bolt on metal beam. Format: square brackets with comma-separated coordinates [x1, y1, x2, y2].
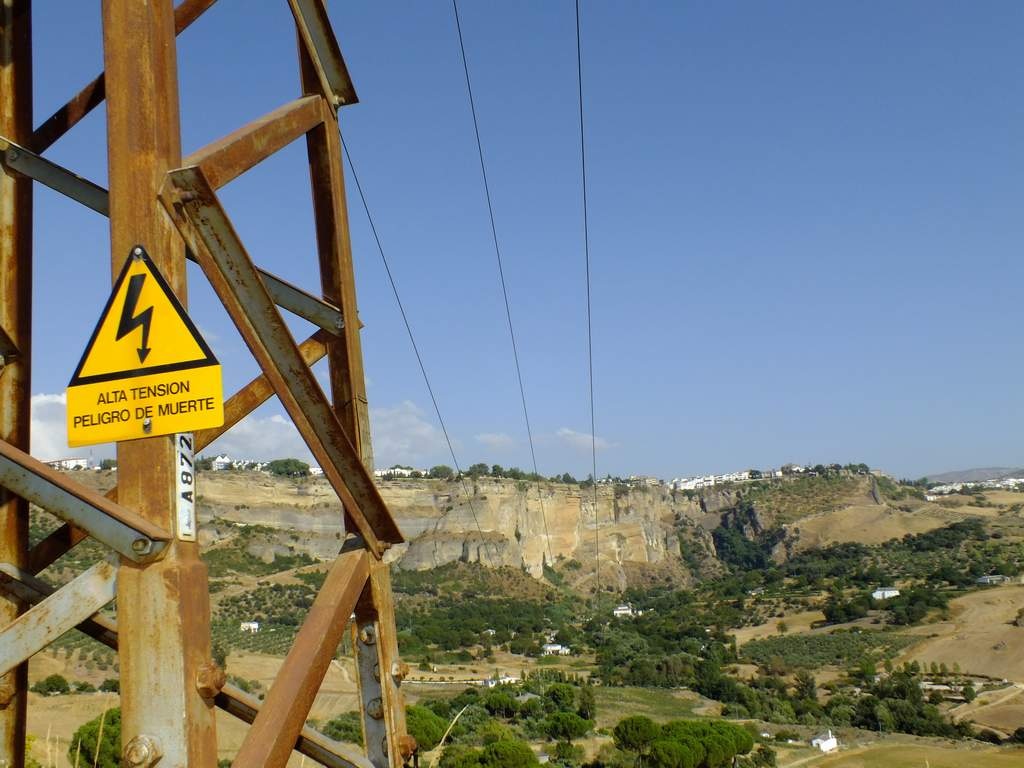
[0, 440, 168, 562]
[161, 167, 403, 553]
[287, 0, 358, 107]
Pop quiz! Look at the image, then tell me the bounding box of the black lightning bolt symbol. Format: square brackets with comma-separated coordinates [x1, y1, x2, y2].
[116, 274, 154, 364]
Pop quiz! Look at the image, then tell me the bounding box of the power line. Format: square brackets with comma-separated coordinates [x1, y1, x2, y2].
[575, 0, 601, 598]
[451, 0, 555, 569]
[339, 133, 499, 567]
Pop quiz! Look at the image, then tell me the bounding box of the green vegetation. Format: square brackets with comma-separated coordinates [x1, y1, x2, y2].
[265, 458, 309, 476]
[68, 708, 120, 768]
[607, 716, 757, 768]
[30, 674, 70, 696]
[742, 631, 916, 670]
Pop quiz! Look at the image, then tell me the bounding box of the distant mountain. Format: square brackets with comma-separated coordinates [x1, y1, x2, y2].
[925, 467, 1024, 484]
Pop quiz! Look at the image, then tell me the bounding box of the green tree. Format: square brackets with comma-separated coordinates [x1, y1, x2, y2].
[406, 704, 447, 751]
[613, 715, 660, 761]
[68, 708, 120, 768]
[962, 684, 977, 703]
[479, 738, 539, 767]
[429, 465, 455, 480]
[468, 463, 490, 478]
[544, 712, 592, 741]
[266, 458, 309, 476]
[30, 674, 69, 696]
[576, 684, 596, 720]
[99, 678, 119, 693]
[322, 711, 363, 745]
[649, 740, 696, 768]
[99, 458, 117, 470]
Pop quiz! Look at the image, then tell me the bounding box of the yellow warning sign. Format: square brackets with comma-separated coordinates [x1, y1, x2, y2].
[66, 246, 223, 447]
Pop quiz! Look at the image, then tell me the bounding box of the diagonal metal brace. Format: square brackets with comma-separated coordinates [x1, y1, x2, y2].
[0, 135, 345, 335]
[0, 566, 372, 768]
[0, 559, 117, 677]
[287, 0, 358, 107]
[160, 167, 404, 554]
[0, 439, 168, 562]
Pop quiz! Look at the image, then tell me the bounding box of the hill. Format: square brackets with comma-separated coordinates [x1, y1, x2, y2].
[927, 467, 1024, 483]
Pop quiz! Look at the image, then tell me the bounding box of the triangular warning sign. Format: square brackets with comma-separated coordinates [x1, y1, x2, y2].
[70, 246, 218, 386]
[66, 246, 223, 448]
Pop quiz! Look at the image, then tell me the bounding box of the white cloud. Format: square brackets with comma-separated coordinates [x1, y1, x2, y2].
[370, 400, 449, 468]
[30, 393, 92, 461]
[27, 393, 452, 471]
[205, 413, 312, 463]
[555, 426, 612, 452]
[475, 432, 515, 449]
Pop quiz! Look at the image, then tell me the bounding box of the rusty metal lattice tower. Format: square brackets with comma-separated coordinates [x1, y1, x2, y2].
[0, 1, 414, 766]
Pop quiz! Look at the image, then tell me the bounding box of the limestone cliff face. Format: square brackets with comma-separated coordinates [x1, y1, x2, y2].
[378, 478, 715, 583]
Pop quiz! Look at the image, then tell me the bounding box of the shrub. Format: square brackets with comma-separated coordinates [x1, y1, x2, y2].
[68, 708, 120, 768]
[30, 674, 70, 696]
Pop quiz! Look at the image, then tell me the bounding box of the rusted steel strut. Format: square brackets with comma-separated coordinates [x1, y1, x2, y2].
[0, 1, 413, 766]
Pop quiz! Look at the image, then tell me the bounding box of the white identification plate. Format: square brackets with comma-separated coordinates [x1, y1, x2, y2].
[174, 433, 197, 541]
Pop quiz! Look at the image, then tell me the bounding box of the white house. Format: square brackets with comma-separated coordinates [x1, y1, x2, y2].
[373, 465, 421, 479]
[309, 466, 324, 476]
[541, 643, 571, 657]
[613, 604, 636, 618]
[212, 454, 234, 471]
[810, 729, 838, 753]
[239, 621, 260, 633]
[482, 674, 519, 688]
[871, 588, 900, 601]
[47, 457, 90, 471]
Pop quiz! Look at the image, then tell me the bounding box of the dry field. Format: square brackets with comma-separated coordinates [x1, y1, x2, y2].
[809, 741, 1024, 768]
[898, 585, 1024, 681]
[793, 503, 950, 549]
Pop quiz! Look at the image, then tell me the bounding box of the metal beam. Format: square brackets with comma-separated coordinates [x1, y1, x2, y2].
[215, 688, 373, 768]
[0, 562, 119, 649]
[0, 559, 116, 677]
[0, 136, 108, 214]
[29, 0, 218, 153]
[0, 440, 167, 562]
[29, 332, 328, 574]
[0, 566, 372, 768]
[101, 0, 220, 761]
[0, 137, 346, 334]
[183, 95, 325, 190]
[194, 330, 329, 451]
[0, 1, 32, 758]
[161, 167, 404, 554]
[287, 0, 358, 107]
[232, 548, 369, 768]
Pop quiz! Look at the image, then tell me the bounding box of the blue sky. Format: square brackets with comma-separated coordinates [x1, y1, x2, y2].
[24, 1, 1024, 480]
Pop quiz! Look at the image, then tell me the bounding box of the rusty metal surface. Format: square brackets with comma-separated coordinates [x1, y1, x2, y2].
[0, 563, 119, 649]
[0, 1, 31, 761]
[0, 568, 371, 768]
[194, 330, 329, 450]
[217, 677, 375, 768]
[301, 61, 373, 470]
[184, 95, 325, 189]
[161, 167, 404, 553]
[29, 0, 218, 153]
[0, 558, 117, 677]
[27, 521, 88, 573]
[287, 0, 358, 107]
[101, 0, 220, 764]
[0, 137, 345, 333]
[0, 439, 168, 560]
[354, 563, 413, 767]
[231, 548, 369, 768]
[0, 135, 109, 214]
